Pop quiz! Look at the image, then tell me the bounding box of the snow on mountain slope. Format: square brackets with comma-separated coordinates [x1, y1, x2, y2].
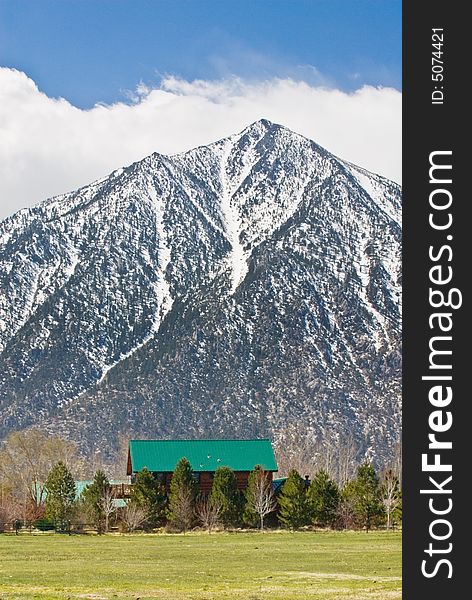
[0, 120, 401, 461]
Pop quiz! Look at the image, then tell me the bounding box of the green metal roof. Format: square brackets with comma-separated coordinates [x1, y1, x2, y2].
[128, 439, 278, 473]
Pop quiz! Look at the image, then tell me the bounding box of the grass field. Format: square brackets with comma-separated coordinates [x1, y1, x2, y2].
[0, 530, 401, 600]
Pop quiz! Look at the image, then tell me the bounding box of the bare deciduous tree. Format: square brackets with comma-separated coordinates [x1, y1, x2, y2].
[195, 495, 221, 532]
[274, 424, 318, 478]
[0, 487, 23, 531]
[274, 426, 361, 487]
[101, 432, 136, 479]
[0, 429, 82, 513]
[174, 486, 195, 533]
[100, 486, 117, 533]
[248, 470, 276, 531]
[381, 469, 400, 530]
[391, 437, 402, 488]
[336, 435, 360, 488]
[336, 497, 356, 530]
[121, 502, 147, 532]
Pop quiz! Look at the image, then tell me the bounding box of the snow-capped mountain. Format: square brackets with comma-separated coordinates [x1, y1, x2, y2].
[0, 120, 401, 461]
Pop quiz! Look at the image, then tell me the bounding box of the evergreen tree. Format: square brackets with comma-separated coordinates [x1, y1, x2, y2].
[44, 461, 76, 531]
[129, 468, 166, 529]
[209, 466, 240, 527]
[167, 458, 197, 531]
[350, 463, 384, 531]
[308, 469, 340, 528]
[81, 470, 110, 533]
[277, 469, 311, 529]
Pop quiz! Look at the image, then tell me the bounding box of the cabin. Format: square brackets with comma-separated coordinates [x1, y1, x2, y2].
[127, 439, 278, 494]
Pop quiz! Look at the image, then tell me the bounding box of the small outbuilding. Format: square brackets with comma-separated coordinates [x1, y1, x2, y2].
[127, 438, 278, 493]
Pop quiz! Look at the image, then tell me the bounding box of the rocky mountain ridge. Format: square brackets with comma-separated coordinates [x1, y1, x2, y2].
[0, 120, 401, 462]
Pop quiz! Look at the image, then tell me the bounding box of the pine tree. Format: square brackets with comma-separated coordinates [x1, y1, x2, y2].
[130, 468, 166, 529]
[278, 469, 311, 529]
[167, 458, 197, 531]
[81, 470, 110, 533]
[44, 461, 76, 532]
[308, 469, 340, 528]
[209, 466, 240, 527]
[350, 463, 384, 531]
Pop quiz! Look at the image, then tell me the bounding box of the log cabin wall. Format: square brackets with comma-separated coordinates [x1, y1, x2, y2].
[235, 471, 249, 490]
[157, 470, 272, 494]
[199, 472, 213, 494]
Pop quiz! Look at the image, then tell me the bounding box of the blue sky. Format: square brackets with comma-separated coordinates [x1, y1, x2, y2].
[0, 0, 402, 220]
[0, 0, 401, 108]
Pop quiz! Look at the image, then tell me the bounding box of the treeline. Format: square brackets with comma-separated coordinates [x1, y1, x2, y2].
[274, 424, 402, 488]
[0, 429, 401, 533]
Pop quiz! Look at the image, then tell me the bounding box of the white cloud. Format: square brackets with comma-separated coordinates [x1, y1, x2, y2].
[0, 68, 401, 221]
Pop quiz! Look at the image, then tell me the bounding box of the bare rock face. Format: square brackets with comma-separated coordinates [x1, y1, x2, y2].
[0, 120, 401, 462]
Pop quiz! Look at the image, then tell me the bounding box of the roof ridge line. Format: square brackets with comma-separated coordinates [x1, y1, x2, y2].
[128, 438, 273, 442]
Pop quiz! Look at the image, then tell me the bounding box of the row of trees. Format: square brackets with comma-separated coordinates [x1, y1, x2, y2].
[274, 425, 402, 488]
[0, 429, 401, 533]
[279, 464, 401, 531]
[39, 459, 277, 533]
[39, 458, 400, 534]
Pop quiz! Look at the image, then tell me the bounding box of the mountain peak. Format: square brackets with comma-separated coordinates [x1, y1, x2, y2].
[0, 120, 402, 463]
[236, 118, 294, 140]
[245, 117, 277, 131]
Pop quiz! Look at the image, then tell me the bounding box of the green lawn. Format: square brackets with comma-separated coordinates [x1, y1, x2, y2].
[0, 530, 401, 600]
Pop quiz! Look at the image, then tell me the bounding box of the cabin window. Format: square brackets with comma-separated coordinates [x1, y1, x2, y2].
[192, 472, 200, 483]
